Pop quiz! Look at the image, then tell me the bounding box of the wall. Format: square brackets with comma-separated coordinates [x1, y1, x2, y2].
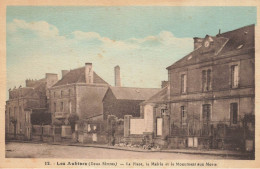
[49, 85, 77, 118]
[169, 52, 254, 97]
[130, 118, 145, 135]
[168, 50, 255, 148]
[77, 85, 108, 119]
[103, 89, 142, 120]
[6, 99, 31, 137]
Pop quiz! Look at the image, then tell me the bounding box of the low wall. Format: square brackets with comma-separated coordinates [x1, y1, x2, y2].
[78, 132, 108, 144]
[124, 136, 143, 144]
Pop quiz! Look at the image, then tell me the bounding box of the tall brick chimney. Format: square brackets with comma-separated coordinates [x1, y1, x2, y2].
[61, 70, 69, 78]
[114, 65, 121, 87]
[85, 63, 93, 84]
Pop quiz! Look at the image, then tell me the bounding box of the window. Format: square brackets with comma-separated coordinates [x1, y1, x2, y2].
[181, 106, 187, 125]
[54, 102, 56, 112]
[88, 124, 91, 132]
[20, 123, 22, 133]
[14, 107, 17, 118]
[231, 65, 239, 88]
[202, 69, 212, 91]
[60, 102, 64, 112]
[230, 103, 238, 124]
[181, 74, 187, 93]
[54, 92, 56, 98]
[61, 90, 63, 97]
[202, 104, 211, 125]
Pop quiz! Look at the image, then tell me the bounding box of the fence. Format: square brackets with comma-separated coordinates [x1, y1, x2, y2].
[169, 117, 255, 150]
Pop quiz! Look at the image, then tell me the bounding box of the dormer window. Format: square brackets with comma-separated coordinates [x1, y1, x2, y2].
[237, 44, 244, 49]
[204, 41, 210, 47]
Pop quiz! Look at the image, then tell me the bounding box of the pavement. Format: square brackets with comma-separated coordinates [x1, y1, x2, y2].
[6, 140, 254, 158]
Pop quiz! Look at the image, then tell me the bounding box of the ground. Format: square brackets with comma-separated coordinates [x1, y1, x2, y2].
[6, 142, 244, 159]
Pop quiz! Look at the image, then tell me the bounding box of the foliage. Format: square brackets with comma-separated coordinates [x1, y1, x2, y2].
[68, 113, 79, 133]
[53, 118, 63, 126]
[31, 112, 52, 125]
[10, 116, 17, 124]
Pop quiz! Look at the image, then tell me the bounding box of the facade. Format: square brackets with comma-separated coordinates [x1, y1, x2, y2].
[5, 73, 58, 140]
[165, 25, 255, 150]
[124, 83, 170, 145]
[49, 63, 109, 123]
[103, 86, 161, 120]
[124, 25, 255, 151]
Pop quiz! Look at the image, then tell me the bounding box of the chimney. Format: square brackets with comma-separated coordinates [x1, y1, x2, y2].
[61, 70, 69, 78]
[114, 65, 121, 87]
[193, 37, 204, 50]
[85, 63, 93, 84]
[161, 81, 168, 88]
[45, 73, 58, 88]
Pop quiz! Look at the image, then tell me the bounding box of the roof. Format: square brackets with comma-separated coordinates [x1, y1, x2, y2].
[53, 67, 108, 87]
[109, 86, 161, 100]
[167, 24, 255, 70]
[142, 85, 169, 104]
[9, 78, 47, 99]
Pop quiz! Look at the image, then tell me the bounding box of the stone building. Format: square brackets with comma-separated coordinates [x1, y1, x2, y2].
[124, 83, 169, 145]
[49, 63, 109, 125]
[166, 25, 255, 150]
[124, 25, 255, 151]
[102, 86, 161, 120]
[5, 73, 58, 140]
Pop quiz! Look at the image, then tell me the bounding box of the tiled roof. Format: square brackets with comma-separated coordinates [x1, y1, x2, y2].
[167, 24, 254, 70]
[141, 85, 169, 104]
[109, 86, 161, 101]
[53, 67, 108, 86]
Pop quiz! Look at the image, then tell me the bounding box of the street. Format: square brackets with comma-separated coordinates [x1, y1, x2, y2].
[6, 142, 242, 159]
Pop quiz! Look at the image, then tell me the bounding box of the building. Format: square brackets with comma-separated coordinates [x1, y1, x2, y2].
[165, 25, 255, 150]
[49, 63, 109, 127]
[124, 25, 255, 151]
[124, 82, 169, 145]
[102, 86, 161, 120]
[72, 64, 160, 144]
[5, 73, 58, 140]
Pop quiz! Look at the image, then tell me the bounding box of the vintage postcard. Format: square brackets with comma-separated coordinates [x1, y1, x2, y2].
[0, 0, 259, 168]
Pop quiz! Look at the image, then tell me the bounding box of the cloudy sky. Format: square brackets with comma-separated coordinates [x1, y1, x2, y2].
[6, 6, 256, 97]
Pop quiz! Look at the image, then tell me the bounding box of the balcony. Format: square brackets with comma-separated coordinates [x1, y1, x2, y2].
[54, 112, 69, 119]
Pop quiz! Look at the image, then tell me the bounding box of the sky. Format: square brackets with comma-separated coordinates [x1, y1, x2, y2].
[6, 6, 256, 98]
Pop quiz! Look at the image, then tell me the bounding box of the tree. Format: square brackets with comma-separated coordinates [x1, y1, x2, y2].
[53, 118, 63, 126]
[68, 114, 79, 133]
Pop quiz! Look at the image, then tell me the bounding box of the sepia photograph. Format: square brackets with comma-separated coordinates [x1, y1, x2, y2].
[0, 2, 259, 168]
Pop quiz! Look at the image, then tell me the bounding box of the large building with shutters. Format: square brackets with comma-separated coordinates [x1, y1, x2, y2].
[165, 25, 255, 150]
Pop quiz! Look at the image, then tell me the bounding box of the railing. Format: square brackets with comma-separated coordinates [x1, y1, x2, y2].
[54, 112, 69, 118]
[170, 119, 254, 139]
